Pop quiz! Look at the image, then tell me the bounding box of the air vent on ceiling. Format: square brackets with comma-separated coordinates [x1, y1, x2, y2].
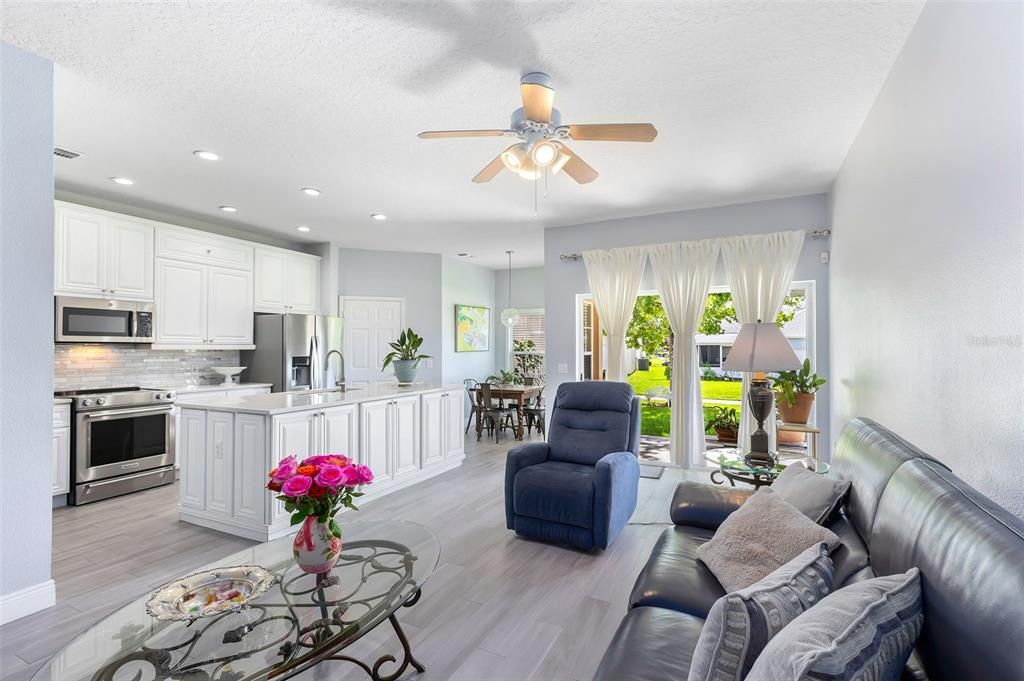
[53, 147, 82, 160]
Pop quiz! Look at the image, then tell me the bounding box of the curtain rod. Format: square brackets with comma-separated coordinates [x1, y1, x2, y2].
[558, 228, 832, 262]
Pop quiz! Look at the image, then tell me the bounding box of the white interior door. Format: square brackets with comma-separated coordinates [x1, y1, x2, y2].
[342, 297, 404, 386]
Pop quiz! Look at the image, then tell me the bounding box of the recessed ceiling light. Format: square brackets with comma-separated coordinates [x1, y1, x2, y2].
[110, 176, 134, 185]
[219, 205, 238, 213]
[300, 187, 321, 197]
[296, 225, 311, 233]
[371, 213, 387, 221]
[193, 150, 220, 161]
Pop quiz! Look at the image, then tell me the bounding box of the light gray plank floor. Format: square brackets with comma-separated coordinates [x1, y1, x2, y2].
[0, 431, 708, 681]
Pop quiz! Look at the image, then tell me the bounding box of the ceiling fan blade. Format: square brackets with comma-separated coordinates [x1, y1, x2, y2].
[418, 129, 507, 139]
[472, 146, 514, 183]
[559, 145, 599, 184]
[568, 123, 658, 142]
[521, 82, 555, 123]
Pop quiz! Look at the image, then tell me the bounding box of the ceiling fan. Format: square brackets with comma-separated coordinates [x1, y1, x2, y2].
[417, 72, 657, 185]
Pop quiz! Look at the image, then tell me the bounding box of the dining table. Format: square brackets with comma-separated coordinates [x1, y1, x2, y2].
[472, 383, 544, 440]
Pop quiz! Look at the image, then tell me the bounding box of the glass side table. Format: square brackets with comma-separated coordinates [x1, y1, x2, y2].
[705, 448, 831, 489]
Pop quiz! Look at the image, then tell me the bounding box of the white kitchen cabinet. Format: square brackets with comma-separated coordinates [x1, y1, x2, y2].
[52, 404, 71, 496]
[421, 390, 466, 468]
[321, 404, 358, 457]
[207, 266, 254, 345]
[393, 396, 421, 478]
[233, 414, 265, 525]
[155, 225, 253, 270]
[254, 247, 320, 314]
[154, 258, 254, 349]
[179, 409, 207, 510]
[360, 399, 392, 485]
[205, 411, 234, 516]
[54, 202, 154, 301]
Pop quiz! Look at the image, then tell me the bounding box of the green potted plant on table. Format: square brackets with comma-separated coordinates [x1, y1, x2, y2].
[771, 358, 826, 445]
[704, 405, 739, 444]
[486, 369, 520, 385]
[382, 328, 430, 385]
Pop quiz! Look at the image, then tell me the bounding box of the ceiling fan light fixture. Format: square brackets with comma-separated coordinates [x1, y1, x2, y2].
[516, 157, 542, 180]
[549, 148, 571, 175]
[500, 144, 528, 172]
[530, 140, 558, 167]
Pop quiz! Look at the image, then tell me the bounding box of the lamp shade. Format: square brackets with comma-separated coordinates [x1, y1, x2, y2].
[722, 322, 801, 372]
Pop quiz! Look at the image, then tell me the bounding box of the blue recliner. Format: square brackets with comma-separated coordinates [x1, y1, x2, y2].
[504, 381, 642, 551]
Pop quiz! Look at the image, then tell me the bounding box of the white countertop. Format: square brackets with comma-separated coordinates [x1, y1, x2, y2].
[165, 382, 273, 394]
[176, 383, 463, 415]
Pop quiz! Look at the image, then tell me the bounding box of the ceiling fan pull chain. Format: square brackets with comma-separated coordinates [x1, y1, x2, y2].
[533, 173, 539, 217]
[544, 165, 549, 198]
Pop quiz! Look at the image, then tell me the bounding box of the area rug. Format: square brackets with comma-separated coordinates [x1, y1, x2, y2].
[640, 465, 665, 480]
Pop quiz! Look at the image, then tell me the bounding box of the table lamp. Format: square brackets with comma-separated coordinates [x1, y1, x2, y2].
[722, 321, 801, 465]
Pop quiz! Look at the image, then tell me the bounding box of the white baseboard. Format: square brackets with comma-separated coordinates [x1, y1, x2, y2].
[0, 579, 56, 625]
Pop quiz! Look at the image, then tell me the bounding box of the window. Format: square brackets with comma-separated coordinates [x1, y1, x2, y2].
[699, 345, 722, 367]
[511, 310, 545, 382]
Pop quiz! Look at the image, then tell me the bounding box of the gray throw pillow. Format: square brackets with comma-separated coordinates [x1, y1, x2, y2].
[746, 568, 923, 681]
[688, 543, 835, 681]
[697, 488, 840, 592]
[772, 462, 851, 524]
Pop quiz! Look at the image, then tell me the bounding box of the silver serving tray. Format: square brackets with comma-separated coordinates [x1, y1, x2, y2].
[145, 565, 275, 621]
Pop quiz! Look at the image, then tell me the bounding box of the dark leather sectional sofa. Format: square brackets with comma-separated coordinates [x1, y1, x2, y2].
[593, 417, 1024, 681]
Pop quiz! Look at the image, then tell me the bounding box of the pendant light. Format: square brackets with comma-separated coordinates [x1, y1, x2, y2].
[500, 250, 520, 328]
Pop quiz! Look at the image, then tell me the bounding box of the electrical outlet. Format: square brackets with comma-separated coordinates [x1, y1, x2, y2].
[820, 251, 830, 264]
[558, 363, 569, 374]
[425, 358, 434, 369]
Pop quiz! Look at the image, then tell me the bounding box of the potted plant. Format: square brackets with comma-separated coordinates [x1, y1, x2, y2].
[704, 405, 739, 444]
[382, 328, 430, 385]
[772, 358, 826, 445]
[486, 369, 520, 385]
[266, 454, 373, 574]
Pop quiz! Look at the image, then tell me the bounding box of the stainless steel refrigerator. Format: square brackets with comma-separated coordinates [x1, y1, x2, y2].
[242, 314, 344, 392]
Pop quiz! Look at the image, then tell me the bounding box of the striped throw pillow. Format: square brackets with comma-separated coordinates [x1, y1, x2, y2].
[745, 568, 923, 681]
[688, 543, 835, 681]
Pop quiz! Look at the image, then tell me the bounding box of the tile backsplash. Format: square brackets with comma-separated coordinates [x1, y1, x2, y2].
[54, 345, 242, 391]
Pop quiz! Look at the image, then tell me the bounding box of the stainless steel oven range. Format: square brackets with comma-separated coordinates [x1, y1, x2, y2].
[54, 386, 177, 505]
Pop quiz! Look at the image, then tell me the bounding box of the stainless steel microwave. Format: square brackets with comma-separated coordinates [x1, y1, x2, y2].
[55, 296, 155, 344]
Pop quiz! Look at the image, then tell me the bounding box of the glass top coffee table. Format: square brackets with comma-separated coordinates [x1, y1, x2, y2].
[705, 448, 831, 489]
[32, 520, 440, 681]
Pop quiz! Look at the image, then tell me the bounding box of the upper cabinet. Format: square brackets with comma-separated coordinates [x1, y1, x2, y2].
[254, 247, 320, 314]
[54, 201, 154, 301]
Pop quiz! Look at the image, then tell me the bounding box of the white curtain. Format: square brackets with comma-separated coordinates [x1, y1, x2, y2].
[583, 247, 647, 381]
[721, 230, 805, 454]
[648, 238, 721, 467]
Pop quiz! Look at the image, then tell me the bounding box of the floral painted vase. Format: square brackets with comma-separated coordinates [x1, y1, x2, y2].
[292, 516, 342, 574]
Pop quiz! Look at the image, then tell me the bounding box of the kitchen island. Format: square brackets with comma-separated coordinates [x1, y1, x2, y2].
[176, 383, 466, 540]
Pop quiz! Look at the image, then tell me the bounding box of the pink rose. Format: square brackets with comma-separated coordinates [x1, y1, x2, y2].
[304, 454, 352, 467]
[338, 466, 361, 487]
[315, 464, 344, 488]
[355, 464, 374, 485]
[281, 474, 312, 497]
[272, 456, 298, 482]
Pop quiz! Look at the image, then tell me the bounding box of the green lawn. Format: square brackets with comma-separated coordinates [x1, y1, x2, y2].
[629, 358, 744, 437]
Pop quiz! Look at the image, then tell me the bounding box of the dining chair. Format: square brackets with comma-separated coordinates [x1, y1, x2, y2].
[464, 378, 480, 434]
[476, 382, 520, 443]
[524, 386, 546, 437]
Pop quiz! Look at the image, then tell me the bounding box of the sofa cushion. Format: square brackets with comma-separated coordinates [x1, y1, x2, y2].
[513, 461, 594, 528]
[746, 569, 923, 681]
[630, 525, 727, 618]
[688, 544, 835, 681]
[771, 462, 851, 524]
[592, 606, 705, 681]
[696, 488, 840, 591]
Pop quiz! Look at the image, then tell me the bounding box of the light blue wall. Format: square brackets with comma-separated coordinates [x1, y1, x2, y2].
[0, 42, 55, 613]
[829, 1, 1023, 516]
[543, 194, 832, 456]
[442, 257, 497, 385]
[494, 265, 545, 370]
[337, 248, 443, 384]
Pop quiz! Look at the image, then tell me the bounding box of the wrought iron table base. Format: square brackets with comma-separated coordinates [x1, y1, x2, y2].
[322, 609, 425, 681]
[709, 467, 775, 489]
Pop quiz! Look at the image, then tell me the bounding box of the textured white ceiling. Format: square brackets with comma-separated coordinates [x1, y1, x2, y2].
[2, 1, 923, 268]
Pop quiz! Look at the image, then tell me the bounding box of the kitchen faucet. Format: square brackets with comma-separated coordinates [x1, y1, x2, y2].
[324, 349, 346, 390]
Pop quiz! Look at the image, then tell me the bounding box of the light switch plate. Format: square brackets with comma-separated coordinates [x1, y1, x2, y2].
[425, 358, 434, 369]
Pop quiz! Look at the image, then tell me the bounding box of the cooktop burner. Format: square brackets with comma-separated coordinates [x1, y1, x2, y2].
[55, 386, 176, 410]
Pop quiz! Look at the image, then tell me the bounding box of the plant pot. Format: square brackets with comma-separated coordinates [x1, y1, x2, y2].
[292, 517, 343, 574]
[392, 359, 418, 385]
[775, 392, 815, 445]
[714, 427, 738, 444]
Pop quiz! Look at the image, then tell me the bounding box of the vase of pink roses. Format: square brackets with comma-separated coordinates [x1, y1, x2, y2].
[267, 454, 374, 574]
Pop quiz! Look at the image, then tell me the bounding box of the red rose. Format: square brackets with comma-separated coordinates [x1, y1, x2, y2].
[309, 484, 326, 498]
[267, 480, 282, 492]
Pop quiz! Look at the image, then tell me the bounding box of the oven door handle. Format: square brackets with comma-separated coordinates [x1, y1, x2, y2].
[84, 405, 174, 419]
